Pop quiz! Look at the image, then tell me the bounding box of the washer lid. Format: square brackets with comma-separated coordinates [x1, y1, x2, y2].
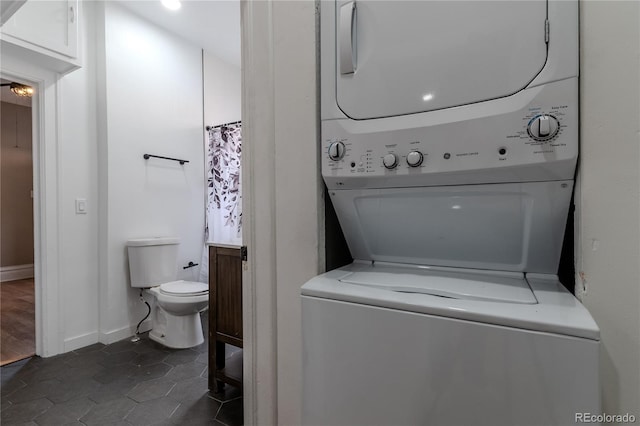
[159, 280, 208, 296]
[339, 264, 536, 304]
[335, 0, 548, 119]
[302, 262, 600, 341]
[329, 181, 573, 274]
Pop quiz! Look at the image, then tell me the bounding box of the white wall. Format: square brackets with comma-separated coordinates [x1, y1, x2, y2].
[204, 51, 241, 127]
[98, 2, 205, 342]
[577, 1, 640, 416]
[0, 1, 101, 353]
[1, 0, 217, 354]
[58, 0, 99, 351]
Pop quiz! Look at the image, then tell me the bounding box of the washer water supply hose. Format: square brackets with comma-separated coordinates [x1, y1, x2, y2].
[131, 289, 151, 343]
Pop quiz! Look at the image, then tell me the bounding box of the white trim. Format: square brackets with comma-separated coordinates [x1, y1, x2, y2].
[63, 330, 99, 352]
[98, 319, 152, 345]
[241, 0, 278, 424]
[1, 50, 63, 358]
[95, 0, 110, 350]
[241, 1, 323, 424]
[272, 2, 322, 422]
[0, 264, 35, 282]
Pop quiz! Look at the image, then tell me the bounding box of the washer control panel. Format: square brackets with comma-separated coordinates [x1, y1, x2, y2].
[322, 79, 578, 189]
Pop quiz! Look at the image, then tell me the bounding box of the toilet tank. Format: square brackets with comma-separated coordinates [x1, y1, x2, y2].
[127, 237, 180, 288]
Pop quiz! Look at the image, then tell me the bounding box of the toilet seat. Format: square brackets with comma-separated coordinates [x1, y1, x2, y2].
[159, 280, 208, 297]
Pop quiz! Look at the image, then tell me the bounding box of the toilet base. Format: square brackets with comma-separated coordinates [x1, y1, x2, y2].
[149, 307, 205, 349]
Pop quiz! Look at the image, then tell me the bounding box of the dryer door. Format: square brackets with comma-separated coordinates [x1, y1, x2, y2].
[336, 1, 548, 119]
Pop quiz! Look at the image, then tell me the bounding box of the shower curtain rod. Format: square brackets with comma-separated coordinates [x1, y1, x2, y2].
[206, 120, 241, 131]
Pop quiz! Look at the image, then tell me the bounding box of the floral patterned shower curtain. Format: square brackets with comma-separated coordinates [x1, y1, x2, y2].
[199, 122, 242, 283]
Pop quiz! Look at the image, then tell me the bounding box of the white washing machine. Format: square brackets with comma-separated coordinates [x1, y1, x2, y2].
[302, 1, 600, 425]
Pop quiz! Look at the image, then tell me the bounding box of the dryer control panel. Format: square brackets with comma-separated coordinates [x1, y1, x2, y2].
[322, 78, 577, 190]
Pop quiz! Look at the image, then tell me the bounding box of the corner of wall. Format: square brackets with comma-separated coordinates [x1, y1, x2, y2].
[94, 0, 111, 341]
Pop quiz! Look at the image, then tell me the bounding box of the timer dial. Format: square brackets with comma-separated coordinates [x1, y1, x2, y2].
[328, 142, 346, 161]
[528, 115, 560, 141]
[383, 153, 398, 169]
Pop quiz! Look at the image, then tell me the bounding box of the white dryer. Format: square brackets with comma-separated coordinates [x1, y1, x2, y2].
[302, 1, 599, 425]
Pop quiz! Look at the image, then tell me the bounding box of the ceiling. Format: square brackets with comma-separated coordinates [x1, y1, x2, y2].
[117, 0, 241, 67]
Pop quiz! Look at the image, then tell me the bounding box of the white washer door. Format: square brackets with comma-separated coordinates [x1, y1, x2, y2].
[336, 0, 548, 119]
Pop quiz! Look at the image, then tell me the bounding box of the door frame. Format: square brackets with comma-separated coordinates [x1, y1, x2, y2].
[1, 58, 62, 358]
[240, 1, 278, 423]
[240, 1, 323, 424]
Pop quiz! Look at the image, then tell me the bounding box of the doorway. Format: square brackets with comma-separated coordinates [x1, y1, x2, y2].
[0, 79, 35, 366]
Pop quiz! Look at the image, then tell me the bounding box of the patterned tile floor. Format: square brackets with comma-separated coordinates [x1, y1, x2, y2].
[0, 316, 242, 426]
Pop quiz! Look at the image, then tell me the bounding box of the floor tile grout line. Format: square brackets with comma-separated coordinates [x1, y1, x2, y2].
[122, 401, 138, 423]
[213, 398, 224, 421]
[168, 401, 182, 419]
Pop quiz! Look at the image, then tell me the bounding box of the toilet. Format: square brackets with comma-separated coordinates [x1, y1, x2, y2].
[127, 237, 208, 349]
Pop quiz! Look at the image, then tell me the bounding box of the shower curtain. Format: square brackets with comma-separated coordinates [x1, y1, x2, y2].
[199, 122, 242, 283]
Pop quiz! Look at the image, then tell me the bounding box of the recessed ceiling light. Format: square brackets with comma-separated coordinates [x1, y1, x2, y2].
[422, 93, 433, 102]
[161, 0, 181, 11]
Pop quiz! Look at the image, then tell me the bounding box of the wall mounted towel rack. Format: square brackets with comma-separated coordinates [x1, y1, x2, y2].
[143, 154, 189, 165]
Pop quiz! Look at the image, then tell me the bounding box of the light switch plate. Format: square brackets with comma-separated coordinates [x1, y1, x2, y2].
[75, 198, 87, 214]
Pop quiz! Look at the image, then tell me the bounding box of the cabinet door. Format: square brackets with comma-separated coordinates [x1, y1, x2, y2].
[210, 246, 243, 342]
[2, 0, 78, 59]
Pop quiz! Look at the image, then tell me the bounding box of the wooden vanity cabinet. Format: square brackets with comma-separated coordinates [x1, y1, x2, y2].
[208, 245, 243, 392]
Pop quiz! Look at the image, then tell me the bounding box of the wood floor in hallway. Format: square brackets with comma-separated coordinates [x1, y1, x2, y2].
[1, 278, 35, 366]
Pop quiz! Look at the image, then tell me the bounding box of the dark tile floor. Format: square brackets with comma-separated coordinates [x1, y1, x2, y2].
[0, 317, 242, 426]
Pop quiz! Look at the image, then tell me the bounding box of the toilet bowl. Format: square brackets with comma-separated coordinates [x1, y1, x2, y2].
[147, 280, 208, 349]
[127, 238, 209, 349]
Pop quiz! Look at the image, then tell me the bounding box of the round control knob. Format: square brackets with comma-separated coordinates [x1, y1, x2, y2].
[527, 115, 560, 141]
[328, 142, 346, 161]
[406, 151, 424, 167]
[383, 153, 398, 169]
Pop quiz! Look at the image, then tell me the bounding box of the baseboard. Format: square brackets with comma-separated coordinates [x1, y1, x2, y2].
[64, 331, 99, 352]
[0, 264, 34, 282]
[98, 319, 153, 345]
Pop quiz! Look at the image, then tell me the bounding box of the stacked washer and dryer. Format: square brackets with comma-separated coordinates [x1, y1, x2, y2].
[302, 1, 600, 425]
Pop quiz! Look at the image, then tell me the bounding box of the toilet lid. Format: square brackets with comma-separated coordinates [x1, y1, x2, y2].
[159, 280, 208, 296]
